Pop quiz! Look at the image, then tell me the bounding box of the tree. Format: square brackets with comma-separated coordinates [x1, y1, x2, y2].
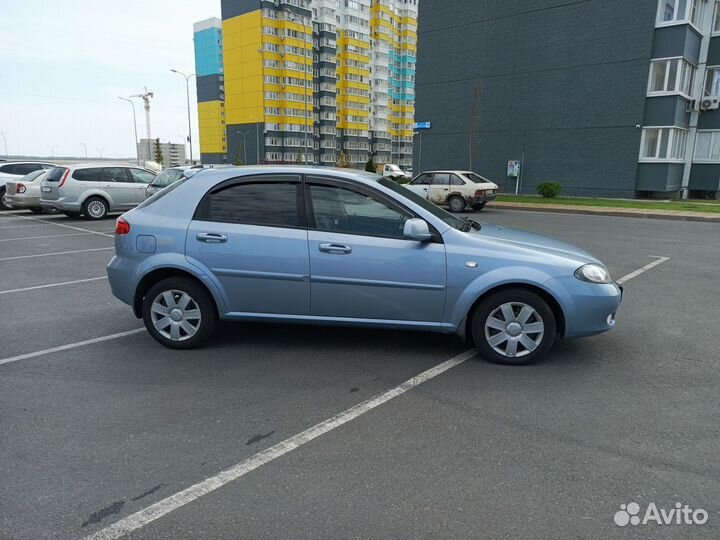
[233, 152, 243, 166]
[296, 150, 303, 164]
[337, 151, 351, 168]
[153, 138, 164, 166]
[365, 156, 375, 173]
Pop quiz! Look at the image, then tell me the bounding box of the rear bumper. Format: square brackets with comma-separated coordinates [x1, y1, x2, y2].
[468, 193, 497, 206]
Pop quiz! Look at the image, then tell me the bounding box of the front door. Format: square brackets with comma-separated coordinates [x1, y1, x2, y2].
[306, 176, 446, 323]
[185, 174, 310, 315]
[406, 172, 432, 200]
[101, 167, 136, 210]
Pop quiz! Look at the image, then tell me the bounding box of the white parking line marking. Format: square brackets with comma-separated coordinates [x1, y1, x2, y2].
[0, 247, 114, 262]
[616, 256, 670, 284]
[0, 276, 107, 295]
[0, 328, 145, 366]
[0, 232, 100, 242]
[81, 348, 478, 540]
[0, 213, 114, 238]
[0, 223, 52, 229]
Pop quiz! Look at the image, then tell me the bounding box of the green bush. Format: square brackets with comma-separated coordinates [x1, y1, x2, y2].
[537, 182, 562, 198]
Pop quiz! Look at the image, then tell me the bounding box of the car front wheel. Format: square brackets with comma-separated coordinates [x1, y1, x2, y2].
[142, 277, 217, 349]
[471, 289, 556, 365]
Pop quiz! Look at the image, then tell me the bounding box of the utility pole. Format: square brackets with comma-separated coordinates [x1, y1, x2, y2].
[118, 97, 140, 165]
[80, 143, 88, 159]
[170, 69, 196, 164]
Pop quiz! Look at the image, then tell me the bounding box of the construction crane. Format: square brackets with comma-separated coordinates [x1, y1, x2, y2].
[130, 87, 154, 140]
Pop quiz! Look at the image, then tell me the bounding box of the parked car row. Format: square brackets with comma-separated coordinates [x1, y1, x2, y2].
[0, 161, 56, 210]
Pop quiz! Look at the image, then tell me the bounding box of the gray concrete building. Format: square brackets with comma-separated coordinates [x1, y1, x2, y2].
[414, 0, 720, 198]
[137, 139, 187, 167]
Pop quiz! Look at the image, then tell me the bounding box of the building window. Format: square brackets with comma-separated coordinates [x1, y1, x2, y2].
[647, 58, 695, 97]
[694, 131, 720, 161]
[705, 67, 720, 96]
[657, 0, 702, 27]
[714, 0, 720, 33]
[640, 127, 688, 161]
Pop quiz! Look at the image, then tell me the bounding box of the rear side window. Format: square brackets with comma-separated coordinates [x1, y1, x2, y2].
[72, 168, 103, 182]
[152, 169, 185, 188]
[101, 168, 129, 183]
[198, 178, 301, 228]
[431, 173, 450, 185]
[45, 167, 69, 182]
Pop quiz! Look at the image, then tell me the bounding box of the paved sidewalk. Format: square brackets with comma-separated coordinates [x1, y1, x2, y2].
[492, 201, 720, 222]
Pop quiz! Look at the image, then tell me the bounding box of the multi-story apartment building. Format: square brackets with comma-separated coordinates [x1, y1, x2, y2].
[137, 139, 187, 167]
[415, 0, 720, 198]
[194, 18, 227, 164]
[195, 0, 418, 168]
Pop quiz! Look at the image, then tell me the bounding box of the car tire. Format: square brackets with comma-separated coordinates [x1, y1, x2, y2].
[471, 289, 556, 365]
[142, 277, 217, 350]
[0, 187, 8, 210]
[63, 211, 81, 218]
[82, 197, 108, 220]
[448, 195, 466, 213]
[29, 207, 44, 214]
[472, 203, 486, 211]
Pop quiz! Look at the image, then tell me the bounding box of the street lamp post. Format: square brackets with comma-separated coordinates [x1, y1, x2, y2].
[170, 69, 196, 164]
[80, 143, 88, 159]
[118, 97, 140, 165]
[234, 130, 248, 165]
[278, 7, 311, 164]
[0, 132, 7, 157]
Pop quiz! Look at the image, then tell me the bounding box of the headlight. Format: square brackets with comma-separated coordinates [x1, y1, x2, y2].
[575, 264, 612, 284]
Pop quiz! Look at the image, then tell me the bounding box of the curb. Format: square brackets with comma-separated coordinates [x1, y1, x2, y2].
[490, 203, 720, 223]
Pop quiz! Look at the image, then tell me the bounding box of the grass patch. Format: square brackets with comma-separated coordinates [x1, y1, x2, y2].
[496, 195, 720, 214]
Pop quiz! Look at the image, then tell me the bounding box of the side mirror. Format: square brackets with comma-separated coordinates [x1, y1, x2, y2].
[403, 218, 432, 242]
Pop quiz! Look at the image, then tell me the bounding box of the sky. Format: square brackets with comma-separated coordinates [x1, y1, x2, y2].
[0, 0, 220, 160]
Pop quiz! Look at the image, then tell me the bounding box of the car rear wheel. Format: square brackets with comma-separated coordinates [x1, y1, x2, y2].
[142, 277, 217, 349]
[448, 195, 466, 213]
[0, 187, 8, 210]
[472, 203, 486, 211]
[83, 197, 108, 220]
[471, 289, 556, 365]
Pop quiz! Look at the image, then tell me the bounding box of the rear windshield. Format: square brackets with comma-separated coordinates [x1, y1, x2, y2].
[465, 172, 492, 184]
[45, 167, 69, 182]
[21, 170, 46, 183]
[136, 177, 188, 210]
[151, 169, 186, 188]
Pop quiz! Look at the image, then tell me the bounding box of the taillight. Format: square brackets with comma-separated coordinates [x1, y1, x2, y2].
[58, 169, 71, 187]
[115, 217, 131, 235]
[475, 189, 486, 197]
[16, 183, 26, 194]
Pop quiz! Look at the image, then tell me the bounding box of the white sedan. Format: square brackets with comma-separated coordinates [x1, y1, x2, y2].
[2, 169, 49, 213]
[405, 170, 499, 212]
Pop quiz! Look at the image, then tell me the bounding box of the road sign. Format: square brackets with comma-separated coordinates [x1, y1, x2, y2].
[507, 160, 521, 178]
[414, 121, 432, 130]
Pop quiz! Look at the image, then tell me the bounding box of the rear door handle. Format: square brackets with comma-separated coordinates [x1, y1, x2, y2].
[319, 243, 352, 255]
[196, 232, 228, 243]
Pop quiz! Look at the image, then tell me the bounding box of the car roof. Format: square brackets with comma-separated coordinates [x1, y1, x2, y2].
[419, 170, 477, 175]
[1, 161, 56, 165]
[192, 165, 383, 186]
[57, 163, 147, 170]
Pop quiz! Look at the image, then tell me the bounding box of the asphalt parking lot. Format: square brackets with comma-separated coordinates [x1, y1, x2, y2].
[1, 208, 718, 540]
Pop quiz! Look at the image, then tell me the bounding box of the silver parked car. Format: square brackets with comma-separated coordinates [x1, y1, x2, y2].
[40, 164, 156, 219]
[0, 161, 56, 209]
[2, 169, 49, 213]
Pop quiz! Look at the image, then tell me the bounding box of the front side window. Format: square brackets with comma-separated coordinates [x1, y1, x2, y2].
[410, 173, 431, 185]
[130, 169, 156, 184]
[694, 131, 720, 160]
[640, 128, 688, 161]
[200, 178, 301, 227]
[308, 181, 411, 239]
[648, 58, 695, 96]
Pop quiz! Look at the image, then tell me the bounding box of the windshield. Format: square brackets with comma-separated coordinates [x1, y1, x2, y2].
[377, 178, 468, 231]
[151, 168, 187, 188]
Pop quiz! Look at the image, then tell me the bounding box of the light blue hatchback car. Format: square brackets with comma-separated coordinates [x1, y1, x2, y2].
[107, 166, 622, 365]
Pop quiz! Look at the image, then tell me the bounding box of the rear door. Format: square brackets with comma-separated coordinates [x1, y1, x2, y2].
[101, 167, 135, 210]
[428, 173, 451, 205]
[186, 174, 310, 315]
[128, 168, 156, 203]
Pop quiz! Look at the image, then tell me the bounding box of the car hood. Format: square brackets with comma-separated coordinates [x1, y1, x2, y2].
[469, 223, 600, 265]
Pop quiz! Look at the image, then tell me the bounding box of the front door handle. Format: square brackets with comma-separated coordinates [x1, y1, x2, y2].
[319, 243, 352, 255]
[197, 232, 228, 243]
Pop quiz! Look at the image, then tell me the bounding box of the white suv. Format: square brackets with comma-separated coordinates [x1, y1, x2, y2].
[40, 164, 156, 219]
[0, 161, 56, 209]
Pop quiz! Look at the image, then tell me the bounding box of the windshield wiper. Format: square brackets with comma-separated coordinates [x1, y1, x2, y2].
[460, 217, 481, 232]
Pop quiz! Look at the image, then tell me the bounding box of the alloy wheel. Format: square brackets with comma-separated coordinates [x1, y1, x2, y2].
[484, 302, 545, 358]
[150, 290, 202, 342]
